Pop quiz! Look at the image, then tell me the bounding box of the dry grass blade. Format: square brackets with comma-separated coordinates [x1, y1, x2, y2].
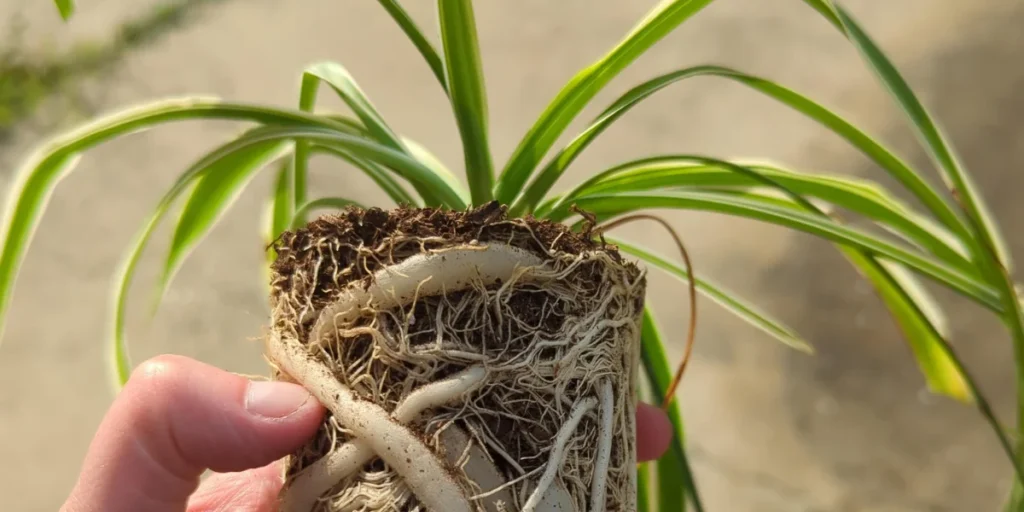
[597, 213, 696, 409]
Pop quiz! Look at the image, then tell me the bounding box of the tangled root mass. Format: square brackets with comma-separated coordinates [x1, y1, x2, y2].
[269, 203, 646, 511]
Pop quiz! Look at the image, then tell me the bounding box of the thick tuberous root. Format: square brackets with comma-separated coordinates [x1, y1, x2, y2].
[267, 204, 646, 511]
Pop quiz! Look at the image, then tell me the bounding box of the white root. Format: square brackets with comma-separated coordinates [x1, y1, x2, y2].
[394, 366, 487, 421]
[268, 335, 472, 512]
[589, 379, 615, 512]
[280, 366, 487, 511]
[533, 483, 574, 511]
[310, 244, 547, 343]
[522, 397, 598, 512]
[440, 425, 516, 511]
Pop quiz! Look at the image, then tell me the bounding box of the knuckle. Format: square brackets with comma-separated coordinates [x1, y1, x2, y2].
[128, 354, 191, 390]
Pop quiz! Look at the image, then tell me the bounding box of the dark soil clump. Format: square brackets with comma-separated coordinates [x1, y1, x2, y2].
[270, 201, 624, 314]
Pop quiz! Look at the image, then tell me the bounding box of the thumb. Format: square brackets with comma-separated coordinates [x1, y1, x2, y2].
[62, 355, 324, 512]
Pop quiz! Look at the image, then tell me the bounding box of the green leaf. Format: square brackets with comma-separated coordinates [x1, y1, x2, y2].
[375, 0, 448, 92]
[814, 234, 971, 402]
[803, 0, 1024, 441]
[163, 121, 463, 264]
[843, 250, 1021, 465]
[604, 177, 972, 402]
[304, 62, 406, 151]
[636, 458, 652, 511]
[265, 159, 295, 248]
[158, 135, 292, 312]
[0, 100, 465, 367]
[110, 213, 168, 389]
[881, 260, 950, 339]
[3, 97, 366, 146]
[294, 73, 320, 218]
[108, 135, 291, 389]
[573, 190, 1002, 311]
[615, 239, 811, 353]
[817, 7, 1023, 441]
[269, 128, 470, 208]
[494, 0, 715, 204]
[54, 0, 75, 20]
[564, 155, 976, 401]
[292, 197, 365, 228]
[542, 156, 972, 273]
[800, 0, 842, 28]
[298, 64, 470, 208]
[2, 102, 290, 356]
[0, 153, 80, 346]
[109, 126, 401, 389]
[518, 65, 970, 243]
[0, 96, 321, 378]
[867, 257, 967, 397]
[821, 2, 1011, 272]
[262, 159, 295, 295]
[260, 127, 469, 209]
[108, 132, 302, 388]
[297, 63, 452, 209]
[438, 0, 495, 204]
[640, 307, 703, 512]
[635, 371, 656, 511]
[310, 145, 419, 207]
[402, 137, 471, 205]
[319, 115, 468, 204]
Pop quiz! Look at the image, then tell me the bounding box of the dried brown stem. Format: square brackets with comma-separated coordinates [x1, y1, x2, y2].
[597, 214, 697, 410]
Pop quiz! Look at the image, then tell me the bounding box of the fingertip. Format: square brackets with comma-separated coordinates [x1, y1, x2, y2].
[636, 402, 673, 461]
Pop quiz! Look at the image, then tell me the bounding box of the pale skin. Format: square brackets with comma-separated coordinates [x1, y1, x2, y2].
[60, 355, 674, 512]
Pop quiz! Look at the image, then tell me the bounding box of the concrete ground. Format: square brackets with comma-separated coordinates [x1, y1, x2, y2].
[1, 0, 1022, 510]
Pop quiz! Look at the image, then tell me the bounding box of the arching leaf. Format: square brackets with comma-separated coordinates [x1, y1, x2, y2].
[572, 190, 1000, 311]
[159, 135, 292, 312]
[541, 156, 971, 272]
[615, 239, 810, 353]
[375, 0, 448, 92]
[515, 65, 969, 244]
[494, 0, 715, 204]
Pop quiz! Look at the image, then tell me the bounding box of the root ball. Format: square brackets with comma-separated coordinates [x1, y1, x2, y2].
[268, 203, 646, 512]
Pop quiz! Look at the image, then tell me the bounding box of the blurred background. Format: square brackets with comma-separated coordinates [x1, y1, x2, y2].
[1, 0, 1022, 510]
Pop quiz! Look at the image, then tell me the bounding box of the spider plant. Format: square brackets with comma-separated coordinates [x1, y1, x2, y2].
[3, 0, 1023, 509]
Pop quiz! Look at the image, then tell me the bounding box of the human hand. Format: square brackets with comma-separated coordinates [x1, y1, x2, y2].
[61, 355, 673, 512]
